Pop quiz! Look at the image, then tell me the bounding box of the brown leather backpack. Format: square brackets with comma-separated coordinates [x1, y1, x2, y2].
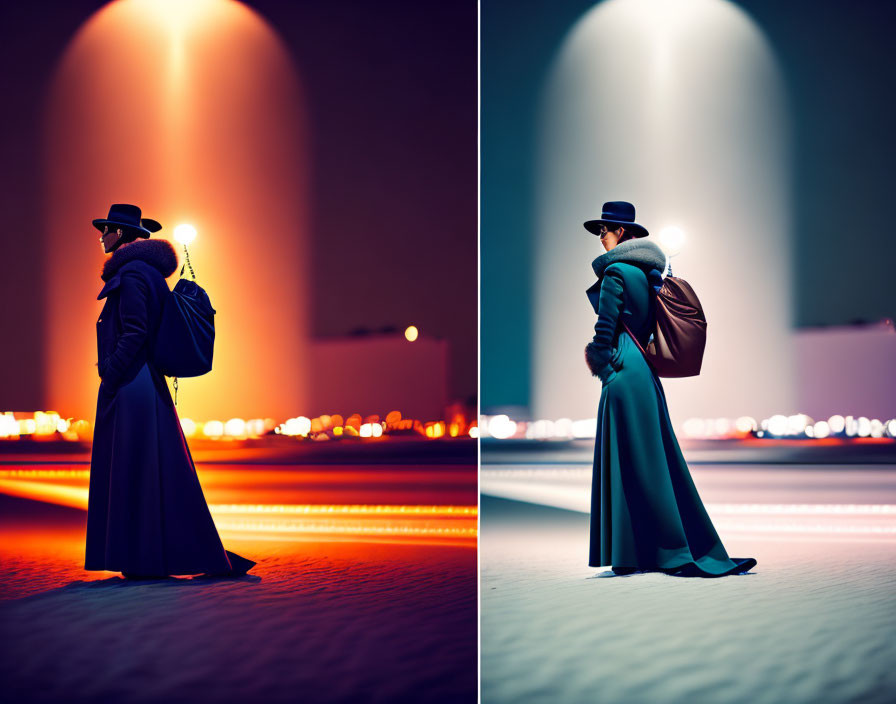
[622, 274, 707, 377]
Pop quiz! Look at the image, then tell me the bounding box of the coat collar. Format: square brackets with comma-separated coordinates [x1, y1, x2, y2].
[101, 237, 178, 283]
[591, 237, 668, 279]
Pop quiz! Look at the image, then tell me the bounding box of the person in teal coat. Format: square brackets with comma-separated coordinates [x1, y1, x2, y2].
[584, 201, 756, 578]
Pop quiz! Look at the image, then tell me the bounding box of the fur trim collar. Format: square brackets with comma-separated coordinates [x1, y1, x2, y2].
[591, 237, 668, 279]
[101, 237, 178, 282]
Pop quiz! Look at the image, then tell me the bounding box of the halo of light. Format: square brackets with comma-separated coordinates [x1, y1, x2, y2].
[404, 325, 419, 342]
[658, 226, 685, 255]
[173, 223, 197, 245]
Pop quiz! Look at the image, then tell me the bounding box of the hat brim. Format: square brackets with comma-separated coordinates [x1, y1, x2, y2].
[92, 217, 161, 238]
[584, 219, 649, 238]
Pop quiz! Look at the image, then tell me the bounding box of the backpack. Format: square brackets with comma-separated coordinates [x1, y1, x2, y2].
[622, 272, 707, 377]
[152, 277, 217, 405]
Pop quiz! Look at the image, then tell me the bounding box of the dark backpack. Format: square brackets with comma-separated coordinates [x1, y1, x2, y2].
[622, 273, 707, 377]
[152, 278, 217, 403]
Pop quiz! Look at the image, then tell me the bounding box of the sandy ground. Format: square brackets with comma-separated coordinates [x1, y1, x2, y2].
[0, 467, 477, 703]
[480, 467, 896, 704]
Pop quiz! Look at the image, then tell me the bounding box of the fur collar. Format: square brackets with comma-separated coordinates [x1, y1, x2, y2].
[101, 237, 178, 282]
[591, 236, 668, 279]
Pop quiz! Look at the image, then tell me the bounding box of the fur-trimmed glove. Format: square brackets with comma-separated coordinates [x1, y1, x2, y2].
[585, 341, 617, 384]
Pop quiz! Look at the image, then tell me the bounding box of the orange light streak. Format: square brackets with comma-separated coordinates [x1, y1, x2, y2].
[0, 475, 477, 543]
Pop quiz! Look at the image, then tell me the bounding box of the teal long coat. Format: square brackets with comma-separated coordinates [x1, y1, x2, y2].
[587, 259, 756, 577]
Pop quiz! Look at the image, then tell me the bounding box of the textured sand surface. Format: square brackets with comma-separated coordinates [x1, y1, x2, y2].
[481, 495, 896, 704]
[0, 494, 476, 704]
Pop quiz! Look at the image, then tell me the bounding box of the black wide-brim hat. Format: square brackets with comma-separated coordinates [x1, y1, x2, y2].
[584, 200, 649, 238]
[93, 203, 162, 240]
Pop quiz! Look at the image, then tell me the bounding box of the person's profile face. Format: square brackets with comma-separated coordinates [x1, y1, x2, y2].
[598, 224, 623, 251]
[100, 225, 124, 253]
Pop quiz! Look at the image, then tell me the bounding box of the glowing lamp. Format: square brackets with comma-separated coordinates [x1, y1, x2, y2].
[658, 226, 685, 256]
[174, 224, 197, 245]
[405, 326, 419, 342]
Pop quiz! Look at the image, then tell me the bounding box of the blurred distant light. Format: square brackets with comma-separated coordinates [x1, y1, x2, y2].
[767, 415, 788, 436]
[855, 416, 871, 437]
[571, 418, 597, 438]
[813, 420, 830, 438]
[224, 418, 247, 437]
[828, 415, 845, 433]
[527, 419, 554, 440]
[284, 416, 311, 436]
[203, 420, 224, 437]
[734, 416, 757, 433]
[658, 226, 685, 255]
[488, 414, 517, 440]
[372, 423, 383, 438]
[246, 418, 266, 437]
[683, 418, 705, 438]
[787, 414, 812, 434]
[870, 419, 884, 438]
[469, 426, 480, 439]
[34, 411, 60, 436]
[844, 415, 858, 437]
[887, 420, 896, 437]
[553, 418, 573, 439]
[180, 417, 197, 437]
[174, 223, 197, 245]
[0, 413, 19, 438]
[404, 325, 419, 342]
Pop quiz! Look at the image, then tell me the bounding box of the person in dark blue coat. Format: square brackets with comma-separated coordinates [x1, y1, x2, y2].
[85, 203, 255, 579]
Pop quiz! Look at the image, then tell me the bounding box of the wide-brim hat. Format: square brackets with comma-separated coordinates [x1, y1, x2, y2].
[93, 203, 162, 240]
[584, 200, 649, 238]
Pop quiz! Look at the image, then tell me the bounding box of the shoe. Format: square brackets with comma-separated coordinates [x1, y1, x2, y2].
[611, 566, 640, 575]
[122, 571, 167, 580]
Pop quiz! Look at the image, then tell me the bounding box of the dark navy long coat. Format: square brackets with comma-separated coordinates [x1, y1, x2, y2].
[85, 237, 254, 577]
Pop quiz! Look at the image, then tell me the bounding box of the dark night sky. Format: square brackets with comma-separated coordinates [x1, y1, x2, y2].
[481, 0, 896, 411]
[0, 0, 477, 410]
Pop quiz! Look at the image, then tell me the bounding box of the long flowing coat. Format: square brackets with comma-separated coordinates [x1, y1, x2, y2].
[586, 238, 755, 577]
[85, 237, 254, 577]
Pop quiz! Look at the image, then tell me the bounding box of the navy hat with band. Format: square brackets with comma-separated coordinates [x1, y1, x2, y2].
[93, 203, 162, 241]
[584, 200, 649, 239]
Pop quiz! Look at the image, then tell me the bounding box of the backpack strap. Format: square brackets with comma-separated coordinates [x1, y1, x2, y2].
[620, 319, 656, 374]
